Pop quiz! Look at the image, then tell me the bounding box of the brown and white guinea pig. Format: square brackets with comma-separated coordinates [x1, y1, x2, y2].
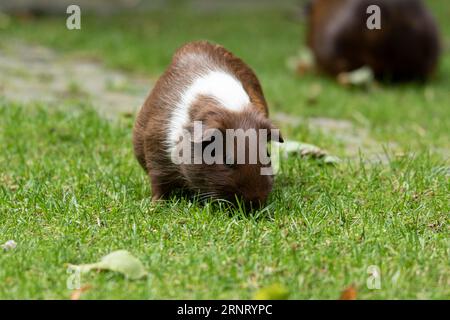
[133, 41, 283, 208]
[306, 0, 441, 81]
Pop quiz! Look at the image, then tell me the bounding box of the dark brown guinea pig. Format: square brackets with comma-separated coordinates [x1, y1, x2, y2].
[133, 41, 283, 208]
[306, 0, 441, 81]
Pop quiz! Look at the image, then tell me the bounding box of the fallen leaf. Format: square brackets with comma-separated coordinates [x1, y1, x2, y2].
[254, 284, 289, 300]
[323, 155, 341, 164]
[70, 284, 92, 300]
[280, 140, 340, 164]
[339, 285, 357, 300]
[337, 66, 374, 87]
[2, 240, 17, 251]
[281, 141, 323, 157]
[69, 250, 147, 280]
[287, 48, 315, 76]
[271, 140, 340, 172]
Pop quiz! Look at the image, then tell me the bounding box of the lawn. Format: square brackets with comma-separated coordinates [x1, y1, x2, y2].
[0, 2, 449, 299]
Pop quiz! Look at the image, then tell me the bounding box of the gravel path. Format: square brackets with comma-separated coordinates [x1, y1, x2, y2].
[0, 40, 151, 118]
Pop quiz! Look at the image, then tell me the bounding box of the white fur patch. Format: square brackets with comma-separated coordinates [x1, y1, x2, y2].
[167, 70, 250, 151]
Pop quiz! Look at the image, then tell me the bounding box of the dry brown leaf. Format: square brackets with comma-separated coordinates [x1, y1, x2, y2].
[70, 284, 92, 300]
[339, 285, 357, 300]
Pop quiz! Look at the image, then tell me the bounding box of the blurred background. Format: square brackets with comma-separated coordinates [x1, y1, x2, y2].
[0, 0, 299, 15]
[0, 0, 448, 158]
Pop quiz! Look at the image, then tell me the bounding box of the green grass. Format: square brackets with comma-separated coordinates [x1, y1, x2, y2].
[1, 103, 448, 299]
[0, 1, 449, 299]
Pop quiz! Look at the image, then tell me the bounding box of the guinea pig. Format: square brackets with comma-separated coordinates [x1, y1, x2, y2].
[306, 0, 441, 81]
[133, 41, 283, 208]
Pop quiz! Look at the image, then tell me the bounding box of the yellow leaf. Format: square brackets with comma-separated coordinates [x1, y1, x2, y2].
[254, 284, 289, 300]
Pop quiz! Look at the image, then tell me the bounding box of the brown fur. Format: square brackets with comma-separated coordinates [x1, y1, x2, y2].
[133, 41, 282, 207]
[306, 0, 441, 81]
